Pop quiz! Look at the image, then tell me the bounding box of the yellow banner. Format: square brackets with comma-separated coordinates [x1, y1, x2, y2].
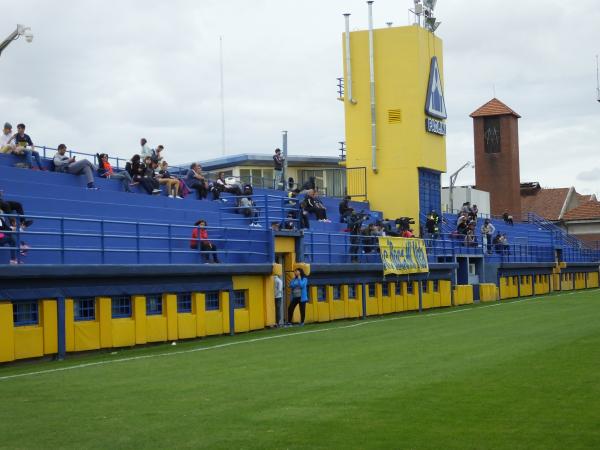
[378, 237, 429, 275]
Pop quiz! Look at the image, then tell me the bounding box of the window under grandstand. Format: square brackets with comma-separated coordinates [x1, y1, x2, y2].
[205, 292, 220, 311]
[348, 285, 356, 299]
[233, 290, 247, 309]
[13, 301, 39, 326]
[74, 297, 96, 321]
[146, 294, 163, 316]
[177, 293, 192, 313]
[112, 296, 132, 319]
[382, 283, 389, 297]
[317, 286, 326, 302]
[395, 282, 403, 296]
[368, 283, 376, 298]
[333, 285, 341, 300]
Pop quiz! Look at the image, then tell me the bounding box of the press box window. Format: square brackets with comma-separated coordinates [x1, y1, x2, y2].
[13, 301, 39, 326]
[177, 293, 192, 313]
[233, 290, 247, 309]
[348, 285, 356, 299]
[112, 296, 132, 318]
[74, 297, 96, 321]
[146, 294, 163, 316]
[205, 291, 220, 311]
[317, 286, 326, 302]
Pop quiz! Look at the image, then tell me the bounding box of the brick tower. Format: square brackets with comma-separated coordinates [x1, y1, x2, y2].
[470, 98, 522, 219]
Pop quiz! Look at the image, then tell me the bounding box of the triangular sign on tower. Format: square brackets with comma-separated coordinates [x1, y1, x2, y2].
[425, 56, 447, 120]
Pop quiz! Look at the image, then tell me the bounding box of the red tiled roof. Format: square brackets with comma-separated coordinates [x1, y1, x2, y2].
[470, 98, 521, 118]
[563, 200, 600, 221]
[520, 188, 570, 220]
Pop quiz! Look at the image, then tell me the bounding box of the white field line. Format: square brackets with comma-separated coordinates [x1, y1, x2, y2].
[0, 289, 597, 382]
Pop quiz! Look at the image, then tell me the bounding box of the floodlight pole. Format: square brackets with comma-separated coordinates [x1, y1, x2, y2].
[449, 161, 473, 213]
[0, 24, 34, 57]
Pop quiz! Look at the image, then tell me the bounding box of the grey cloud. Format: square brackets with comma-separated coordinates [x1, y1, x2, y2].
[577, 168, 600, 182]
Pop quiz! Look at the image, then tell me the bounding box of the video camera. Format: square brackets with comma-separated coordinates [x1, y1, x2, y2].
[396, 217, 415, 232]
[347, 210, 370, 232]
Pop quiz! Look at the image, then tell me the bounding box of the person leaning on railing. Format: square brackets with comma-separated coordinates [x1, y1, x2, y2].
[0, 210, 26, 265]
[0, 189, 33, 230]
[97, 153, 134, 192]
[189, 219, 220, 263]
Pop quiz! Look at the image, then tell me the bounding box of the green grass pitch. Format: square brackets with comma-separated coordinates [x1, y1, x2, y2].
[1, 290, 599, 449]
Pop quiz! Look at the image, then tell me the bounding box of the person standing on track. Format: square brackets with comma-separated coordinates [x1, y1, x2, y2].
[288, 268, 308, 326]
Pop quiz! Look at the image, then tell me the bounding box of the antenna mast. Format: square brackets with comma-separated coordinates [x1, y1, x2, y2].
[596, 55, 600, 103]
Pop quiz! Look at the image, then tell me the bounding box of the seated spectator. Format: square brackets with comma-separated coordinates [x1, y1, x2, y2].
[271, 221, 281, 232]
[0, 189, 33, 229]
[461, 202, 472, 215]
[456, 214, 468, 235]
[303, 189, 330, 223]
[97, 153, 133, 192]
[503, 211, 514, 226]
[189, 219, 220, 263]
[9, 123, 44, 170]
[464, 222, 477, 247]
[140, 138, 163, 161]
[185, 163, 208, 200]
[0, 123, 17, 154]
[401, 228, 414, 238]
[143, 156, 162, 195]
[157, 161, 181, 198]
[493, 233, 510, 255]
[339, 196, 354, 223]
[126, 155, 159, 195]
[239, 196, 261, 227]
[283, 212, 297, 231]
[214, 172, 242, 200]
[53, 144, 98, 190]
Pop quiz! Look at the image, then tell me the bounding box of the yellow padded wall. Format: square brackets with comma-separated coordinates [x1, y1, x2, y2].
[41, 299, 58, 355]
[0, 302, 15, 362]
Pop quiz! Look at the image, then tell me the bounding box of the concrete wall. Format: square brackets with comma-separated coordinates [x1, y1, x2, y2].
[442, 186, 490, 216]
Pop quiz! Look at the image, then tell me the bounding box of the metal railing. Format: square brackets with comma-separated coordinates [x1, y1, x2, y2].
[0, 213, 273, 265]
[302, 230, 600, 265]
[218, 194, 302, 230]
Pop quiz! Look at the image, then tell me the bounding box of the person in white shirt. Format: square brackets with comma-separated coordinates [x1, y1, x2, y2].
[0, 123, 16, 154]
[140, 138, 163, 161]
[274, 274, 283, 326]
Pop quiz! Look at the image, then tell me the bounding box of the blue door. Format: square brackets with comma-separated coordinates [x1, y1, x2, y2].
[418, 169, 441, 217]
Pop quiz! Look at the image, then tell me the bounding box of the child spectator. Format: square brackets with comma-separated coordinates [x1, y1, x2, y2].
[157, 161, 181, 198]
[190, 219, 220, 263]
[97, 153, 133, 192]
[53, 144, 98, 189]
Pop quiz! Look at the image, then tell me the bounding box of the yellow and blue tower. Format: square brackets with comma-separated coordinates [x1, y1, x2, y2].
[342, 18, 447, 231]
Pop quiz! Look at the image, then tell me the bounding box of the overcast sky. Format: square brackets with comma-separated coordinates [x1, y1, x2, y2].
[2, 0, 599, 194]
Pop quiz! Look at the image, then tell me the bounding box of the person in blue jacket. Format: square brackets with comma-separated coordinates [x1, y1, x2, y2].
[288, 268, 308, 326]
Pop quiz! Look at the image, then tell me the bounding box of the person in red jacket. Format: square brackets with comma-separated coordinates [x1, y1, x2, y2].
[96, 153, 134, 192]
[190, 219, 220, 263]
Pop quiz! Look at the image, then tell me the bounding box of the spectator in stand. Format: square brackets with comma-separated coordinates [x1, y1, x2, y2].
[304, 189, 330, 223]
[0, 189, 33, 229]
[425, 210, 440, 239]
[0, 211, 20, 264]
[494, 233, 509, 255]
[470, 204, 479, 221]
[288, 268, 308, 326]
[140, 138, 163, 161]
[401, 228, 414, 238]
[274, 273, 283, 327]
[126, 154, 160, 195]
[283, 212, 297, 230]
[273, 148, 284, 190]
[53, 144, 98, 190]
[461, 202, 472, 215]
[97, 153, 133, 192]
[157, 161, 181, 198]
[9, 124, 44, 170]
[503, 211, 514, 226]
[456, 213, 468, 235]
[287, 177, 295, 190]
[0, 123, 17, 154]
[189, 219, 220, 263]
[464, 222, 477, 247]
[185, 163, 208, 200]
[239, 196, 261, 227]
[143, 156, 162, 195]
[338, 196, 354, 223]
[215, 172, 243, 200]
[481, 219, 496, 254]
[271, 221, 281, 232]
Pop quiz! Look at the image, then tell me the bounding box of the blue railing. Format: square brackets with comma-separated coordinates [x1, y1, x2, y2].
[302, 231, 600, 265]
[0, 213, 273, 265]
[218, 194, 301, 229]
